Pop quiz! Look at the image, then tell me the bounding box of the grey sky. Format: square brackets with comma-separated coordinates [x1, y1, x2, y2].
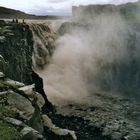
[0, 0, 138, 15]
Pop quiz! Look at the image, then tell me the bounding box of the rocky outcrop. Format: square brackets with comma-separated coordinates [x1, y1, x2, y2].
[0, 72, 77, 140]
[0, 20, 77, 140]
[0, 20, 33, 84]
[0, 20, 55, 112]
[0, 20, 56, 84]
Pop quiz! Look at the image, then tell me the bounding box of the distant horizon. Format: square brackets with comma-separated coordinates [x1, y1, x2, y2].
[0, 0, 138, 16]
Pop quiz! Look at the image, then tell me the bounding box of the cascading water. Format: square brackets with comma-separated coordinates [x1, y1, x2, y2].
[23, 3, 140, 139]
[29, 23, 55, 70]
[27, 11, 140, 106]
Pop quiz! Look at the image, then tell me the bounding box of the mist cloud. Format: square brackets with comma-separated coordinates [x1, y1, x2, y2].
[39, 12, 135, 104]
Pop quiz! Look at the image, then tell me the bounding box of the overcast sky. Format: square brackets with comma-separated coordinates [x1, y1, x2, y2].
[0, 0, 138, 16]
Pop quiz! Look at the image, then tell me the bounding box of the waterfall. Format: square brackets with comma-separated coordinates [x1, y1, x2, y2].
[27, 16, 140, 105]
[29, 23, 55, 70]
[36, 17, 140, 104]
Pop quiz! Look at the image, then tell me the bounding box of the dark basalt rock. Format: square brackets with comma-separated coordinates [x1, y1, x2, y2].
[0, 22, 33, 84]
[0, 21, 55, 112]
[31, 71, 54, 113]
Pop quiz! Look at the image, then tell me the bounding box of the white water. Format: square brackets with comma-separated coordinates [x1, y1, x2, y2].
[31, 13, 140, 105]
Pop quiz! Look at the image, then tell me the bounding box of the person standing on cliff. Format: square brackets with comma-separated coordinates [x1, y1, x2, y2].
[15, 18, 18, 23]
[32, 71, 55, 114]
[12, 19, 15, 23]
[22, 19, 25, 23]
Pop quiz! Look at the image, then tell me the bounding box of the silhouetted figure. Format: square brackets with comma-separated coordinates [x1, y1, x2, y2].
[22, 19, 25, 23]
[12, 19, 15, 23]
[32, 71, 54, 114]
[16, 18, 18, 23]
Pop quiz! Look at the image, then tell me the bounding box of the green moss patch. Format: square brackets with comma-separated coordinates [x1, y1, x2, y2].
[0, 120, 21, 140]
[0, 104, 18, 118]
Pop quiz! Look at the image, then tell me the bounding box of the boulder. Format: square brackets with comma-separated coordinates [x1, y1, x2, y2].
[5, 79, 25, 88]
[7, 91, 34, 120]
[21, 127, 45, 140]
[0, 72, 5, 79]
[4, 117, 45, 140]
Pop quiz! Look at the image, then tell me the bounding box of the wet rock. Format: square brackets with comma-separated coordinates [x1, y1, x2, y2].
[4, 117, 45, 140]
[21, 127, 45, 140]
[28, 97, 44, 134]
[0, 72, 5, 79]
[0, 23, 33, 84]
[4, 117, 25, 127]
[31, 71, 54, 113]
[7, 91, 34, 120]
[19, 84, 35, 97]
[5, 79, 25, 88]
[0, 55, 7, 73]
[42, 115, 77, 140]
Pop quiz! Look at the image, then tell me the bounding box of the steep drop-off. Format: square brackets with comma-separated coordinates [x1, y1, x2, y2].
[41, 1, 140, 140]
[1, 1, 140, 139]
[0, 20, 77, 140]
[0, 20, 33, 84]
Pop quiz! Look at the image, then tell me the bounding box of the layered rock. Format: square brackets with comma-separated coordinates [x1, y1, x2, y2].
[0, 20, 56, 84]
[0, 20, 33, 84]
[0, 72, 77, 140]
[0, 20, 55, 111]
[0, 20, 77, 140]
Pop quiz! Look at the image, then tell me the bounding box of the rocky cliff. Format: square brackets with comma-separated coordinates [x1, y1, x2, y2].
[0, 20, 33, 84]
[1, 1, 140, 139]
[72, 1, 140, 22]
[0, 20, 77, 140]
[0, 19, 57, 115]
[0, 20, 56, 84]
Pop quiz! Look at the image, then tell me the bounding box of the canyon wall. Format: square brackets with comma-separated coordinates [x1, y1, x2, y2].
[0, 21, 33, 84]
[72, 1, 140, 22]
[0, 20, 55, 84]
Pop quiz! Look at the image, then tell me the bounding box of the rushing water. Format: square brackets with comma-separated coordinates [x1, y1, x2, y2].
[30, 16, 140, 105]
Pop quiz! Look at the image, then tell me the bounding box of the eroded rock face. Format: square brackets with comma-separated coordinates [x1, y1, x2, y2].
[0, 21, 33, 84]
[0, 21, 56, 84]
[0, 22, 56, 113]
[0, 74, 78, 140]
[0, 20, 78, 140]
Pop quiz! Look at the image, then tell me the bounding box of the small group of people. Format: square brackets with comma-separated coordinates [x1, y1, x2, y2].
[12, 18, 18, 23]
[12, 18, 25, 23]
